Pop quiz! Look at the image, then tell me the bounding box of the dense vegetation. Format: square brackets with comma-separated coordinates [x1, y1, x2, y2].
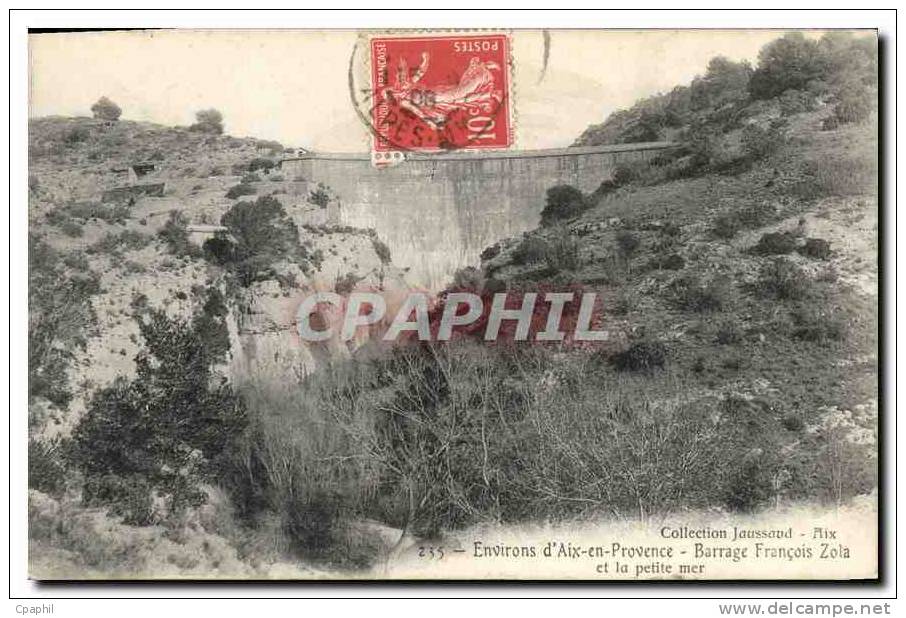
[575, 32, 877, 147]
[28, 235, 100, 412]
[204, 195, 322, 285]
[37, 294, 245, 526]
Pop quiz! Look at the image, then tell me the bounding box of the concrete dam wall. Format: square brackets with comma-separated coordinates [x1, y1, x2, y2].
[281, 142, 676, 289]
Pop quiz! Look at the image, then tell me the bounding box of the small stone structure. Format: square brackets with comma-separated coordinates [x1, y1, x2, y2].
[111, 166, 138, 185]
[104, 162, 163, 203]
[132, 162, 156, 177]
[186, 224, 229, 247]
[111, 162, 157, 185]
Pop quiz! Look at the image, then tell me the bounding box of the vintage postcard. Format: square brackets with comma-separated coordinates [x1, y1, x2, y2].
[26, 28, 879, 581]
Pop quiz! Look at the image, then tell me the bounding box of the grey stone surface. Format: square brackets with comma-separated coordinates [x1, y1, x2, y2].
[281, 143, 676, 288]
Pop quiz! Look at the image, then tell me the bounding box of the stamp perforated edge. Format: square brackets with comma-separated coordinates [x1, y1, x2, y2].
[349, 29, 517, 163]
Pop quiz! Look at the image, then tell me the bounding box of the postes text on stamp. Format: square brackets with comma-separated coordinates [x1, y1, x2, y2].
[370, 33, 513, 154]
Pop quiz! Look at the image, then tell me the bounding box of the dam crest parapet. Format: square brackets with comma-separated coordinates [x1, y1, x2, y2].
[281, 142, 678, 289]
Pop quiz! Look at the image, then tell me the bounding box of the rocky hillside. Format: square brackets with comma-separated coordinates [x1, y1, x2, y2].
[471, 34, 878, 522]
[485, 105, 877, 409]
[28, 116, 405, 434]
[26, 32, 879, 579]
[574, 32, 877, 147]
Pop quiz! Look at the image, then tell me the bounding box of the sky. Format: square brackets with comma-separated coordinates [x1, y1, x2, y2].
[29, 29, 815, 151]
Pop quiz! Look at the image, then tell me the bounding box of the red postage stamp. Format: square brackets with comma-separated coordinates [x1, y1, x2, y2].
[369, 33, 513, 154]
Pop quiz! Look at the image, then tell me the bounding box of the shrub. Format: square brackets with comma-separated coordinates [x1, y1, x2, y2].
[90, 96, 122, 121]
[226, 183, 257, 199]
[544, 236, 580, 272]
[52, 200, 129, 225]
[540, 185, 587, 225]
[122, 260, 146, 274]
[748, 33, 828, 100]
[668, 274, 729, 312]
[371, 238, 392, 265]
[615, 230, 640, 259]
[189, 108, 224, 134]
[717, 395, 784, 510]
[29, 236, 100, 408]
[806, 406, 877, 504]
[247, 157, 276, 173]
[832, 92, 873, 125]
[650, 234, 677, 255]
[222, 196, 299, 260]
[613, 291, 635, 315]
[333, 272, 359, 295]
[692, 356, 706, 374]
[82, 473, 156, 525]
[754, 258, 811, 300]
[800, 237, 832, 260]
[71, 307, 246, 524]
[257, 140, 285, 154]
[157, 210, 200, 258]
[609, 341, 667, 372]
[58, 220, 83, 238]
[660, 222, 682, 238]
[592, 177, 621, 197]
[283, 490, 348, 560]
[741, 120, 786, 161]
[64, 126, 91, 144]
[240, 172, 261, 184]
[778, 89, 816, 115]
[737, 202, 776, 228]
[790, 305, 846, 342]
[722, 356, 745, 372]
[308, 187, 330, 208]
[821, 115, 841, 131]
[724, 460, 774, 511]
[715, 319, 743, 344]
[192, 288, 232, 359]
[220, 376, 384, 567]
[219, 195, 311, 284]
[791, 155, 877, 200]
[202, 235, 236, 265]
[28, 437, 68, 496]
[451, 266, 483, 290]
[91, 230, 152, 255]
[751, 231, 798, 255]
[326, 345, 536, 531]
[480, 244, 501, 261]
[647, 253, 685, 271]
[684, 126, 720, 171]
[781, 414, 805, 432]
[511, 236, 548, 266]
[612, 162, 644, 186]
[712, 214, 741, 239]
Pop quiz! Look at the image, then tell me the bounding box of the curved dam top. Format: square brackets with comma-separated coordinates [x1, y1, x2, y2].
[286, 142, 675, 161]
[281, 142, 677, 289]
